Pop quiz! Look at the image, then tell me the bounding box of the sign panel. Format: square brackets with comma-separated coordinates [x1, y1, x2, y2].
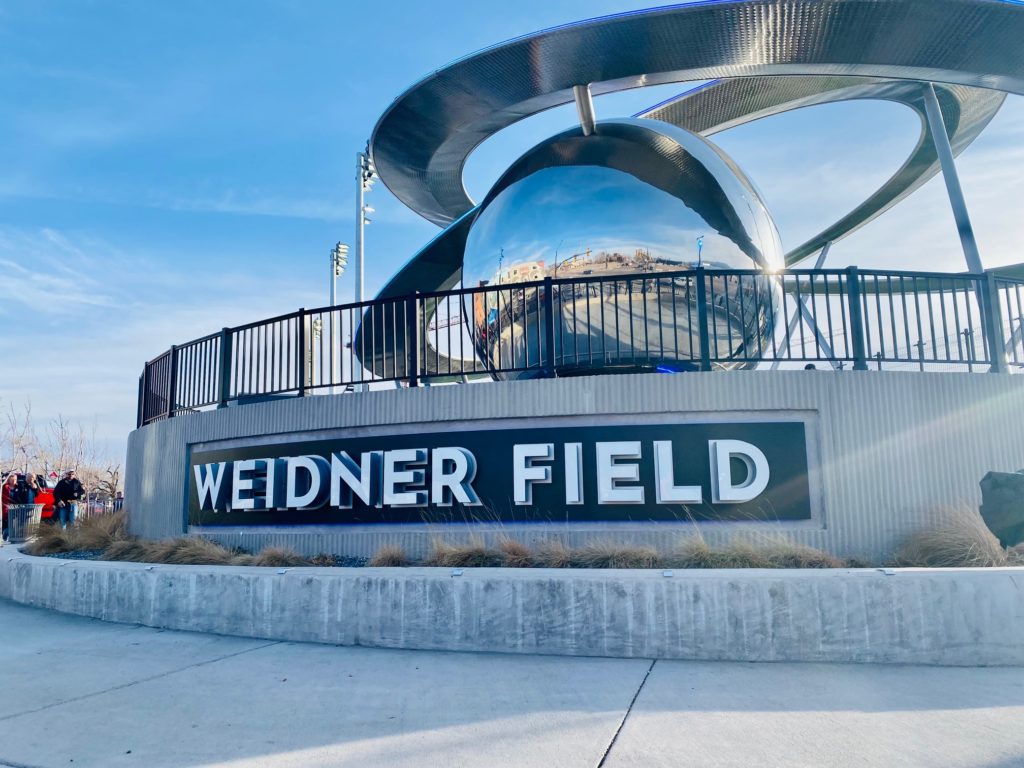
[188, 421, 811, 526]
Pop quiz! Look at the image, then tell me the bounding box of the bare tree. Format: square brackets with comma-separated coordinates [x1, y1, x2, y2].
[3, 399, 39, 474]
[95, 465, 122, 502]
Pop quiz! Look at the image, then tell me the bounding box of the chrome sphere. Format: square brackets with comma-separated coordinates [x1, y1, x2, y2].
[461, 118, 783, 378]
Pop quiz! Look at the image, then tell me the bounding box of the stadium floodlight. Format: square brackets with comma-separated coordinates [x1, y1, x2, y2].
[330, 242, 349, 305]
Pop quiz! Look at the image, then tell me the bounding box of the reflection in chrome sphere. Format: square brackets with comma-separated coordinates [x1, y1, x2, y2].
[461, 118, 784, 379]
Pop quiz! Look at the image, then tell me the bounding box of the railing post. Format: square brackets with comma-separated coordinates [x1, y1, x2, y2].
[297, 308, 307, 396]
[846, 267, 869, 370]
[695, 267, 712, 371]
[406, 292, 420, 387]
[137, 373, 144, 428]
[543, 276, 556, 377]
[982, 271, 1008, 374]
[166, 345, 178, 418]
[217, 327, 233, 407]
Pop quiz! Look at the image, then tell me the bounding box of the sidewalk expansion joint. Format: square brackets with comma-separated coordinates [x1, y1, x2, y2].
[0, 640, 281, 725]
[596, 658, 656, 768]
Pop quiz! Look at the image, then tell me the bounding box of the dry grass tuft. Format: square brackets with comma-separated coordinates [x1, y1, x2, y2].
[759, 543, 845, 569]
[24, 511, 130, 556]
[229, 553, 257, 566]
[571, 541, 660, 569]
[148, 537, 235, 566]
[368, 545, 410, 568]
[893, 509, 1008, 568]
[100, 539, 153, 562]
[23, 524, 74, 556]
[423, 538, 504, 568]
[498, 538, 534, 568]
[664, 539, 845, 569]
[250, 547, 310, 568]
[533, 539, 572, 568]
[1008, 545, 1024, 566]
[73, 512, 129, 550]
[310, 553, 339, 567]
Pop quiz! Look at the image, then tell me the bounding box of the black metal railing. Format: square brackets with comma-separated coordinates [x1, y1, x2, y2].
[137, 266, 1024, 426]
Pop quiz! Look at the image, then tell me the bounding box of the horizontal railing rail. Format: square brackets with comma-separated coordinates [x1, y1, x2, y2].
[137, 266, 1024, 427]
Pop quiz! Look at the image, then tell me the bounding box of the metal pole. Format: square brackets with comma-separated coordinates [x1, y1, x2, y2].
[330, 251, 336, 307]
[695, 267, 712, 371]
[572, 85, 596, 137]
[923, 83, 983, 274]
[297, 308, 306, 397]
[217, 327, 232, 408]
[846, 266, 869, 370]
[770, 242, 835, 370]
[543, 276, 556, 377]
[355, 152, 370, 392]
[166, 345, 178, 418]
[355, 152, 366, 305]
[982, 271, 1008, 373]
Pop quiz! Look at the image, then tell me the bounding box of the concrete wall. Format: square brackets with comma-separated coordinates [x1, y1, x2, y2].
[2, 552, 1022, 665]
[125, 371, 1024, 561]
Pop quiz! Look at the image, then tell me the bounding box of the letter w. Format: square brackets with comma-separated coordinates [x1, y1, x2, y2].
[194, 463, 228, 510]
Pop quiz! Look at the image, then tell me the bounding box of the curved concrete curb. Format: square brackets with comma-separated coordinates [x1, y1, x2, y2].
[1, 551, 1022, 665]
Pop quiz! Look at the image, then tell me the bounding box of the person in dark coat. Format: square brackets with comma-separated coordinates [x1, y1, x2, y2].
[15, 472, 41, 505]
[53, 470, 84, 529]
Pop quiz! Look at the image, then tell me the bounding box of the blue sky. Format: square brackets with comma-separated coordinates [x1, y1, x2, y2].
[2, 0, 1022, 463]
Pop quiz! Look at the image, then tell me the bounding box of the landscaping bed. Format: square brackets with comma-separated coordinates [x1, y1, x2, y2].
[20, 507, 1024, 570]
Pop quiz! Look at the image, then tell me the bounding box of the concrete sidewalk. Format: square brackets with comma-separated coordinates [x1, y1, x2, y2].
[1, 599, 1022, 768]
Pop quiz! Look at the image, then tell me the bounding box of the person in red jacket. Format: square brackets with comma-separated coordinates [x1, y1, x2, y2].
[2, 473, 17, 542]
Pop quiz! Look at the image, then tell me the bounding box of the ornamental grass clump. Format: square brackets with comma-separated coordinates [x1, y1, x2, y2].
[250, 547, 311, 568]
[368, 545, 411, 567]
[423, 538, 505, 568]
[893, 509, 1008, 568]
[498, 538, 534, 568]
[663, 539, 845, 569]
[570, 541, 660, 569]
[101, 539, 156, 562]
[532, 539, 572, 568]
[147, 536, 235, 566]
[24, 511, 129, 556]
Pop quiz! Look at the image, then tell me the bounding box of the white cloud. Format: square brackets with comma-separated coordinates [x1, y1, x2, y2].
[0, 226, 314, 462]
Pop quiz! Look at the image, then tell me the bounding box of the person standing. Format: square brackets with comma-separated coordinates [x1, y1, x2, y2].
[17, 472, 41, 505]
[1, 473, 17, 541]
[53, 470, 84, 529]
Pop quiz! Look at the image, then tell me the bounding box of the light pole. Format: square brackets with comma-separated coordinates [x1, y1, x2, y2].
[356, 148, 376, 305]
[329, 242, 348, 392]
[354, 149, 376, 392]
[696, 235, 704, 267]
[331, 242, 349, 306]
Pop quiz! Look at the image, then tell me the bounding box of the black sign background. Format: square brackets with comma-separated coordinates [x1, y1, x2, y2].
[188, 421, 811, 526]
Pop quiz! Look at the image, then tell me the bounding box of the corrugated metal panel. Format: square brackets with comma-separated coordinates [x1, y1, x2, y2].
[126, 372, 1024, 561]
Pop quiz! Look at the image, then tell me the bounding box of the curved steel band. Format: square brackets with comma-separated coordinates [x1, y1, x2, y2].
[360, 0, 1024, 375]
[371, 76, 1004, 304]
[370, 0, 1023, 229]
[639, 77, 1004, 265]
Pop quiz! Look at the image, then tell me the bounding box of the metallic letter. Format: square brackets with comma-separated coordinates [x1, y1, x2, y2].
[709, 440, 770, 504]
[596, 441, 644, 504]
[565, 443, 584, 505]
[383, 449, 428, 507]
[331, 451, 382, 509]
[286, 455, 331, 509]
[513, 443, 553, 505]
[194, 462, 229, 511]
[431, 447, 481, 507]
[231, 459, 257, 511]
[653, 441, 702, 504]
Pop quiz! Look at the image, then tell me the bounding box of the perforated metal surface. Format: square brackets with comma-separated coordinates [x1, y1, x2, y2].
[370, 0, 1024, 229]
